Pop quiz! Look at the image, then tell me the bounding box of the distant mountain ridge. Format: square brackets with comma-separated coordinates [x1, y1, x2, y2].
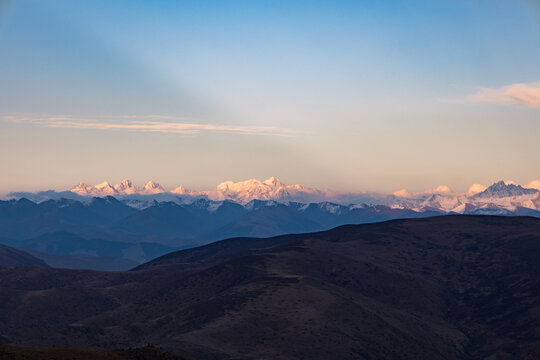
[72, 180, 166, 196]
[9, 177, 540, 214]
[473, 180, 538, 198]
[2, 186, 540, 271]
[0, 195, 442, 270]
[3, 178, 540, 272]
[67, 177, 334, 203]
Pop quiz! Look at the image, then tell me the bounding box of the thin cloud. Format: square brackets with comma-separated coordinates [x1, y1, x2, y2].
[3, 114, 299, 136]
[451, 82, 540, 108]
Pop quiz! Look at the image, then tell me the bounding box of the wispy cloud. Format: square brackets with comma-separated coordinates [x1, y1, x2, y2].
[450, 82, 540, 108]
[3, 114, 299, 136]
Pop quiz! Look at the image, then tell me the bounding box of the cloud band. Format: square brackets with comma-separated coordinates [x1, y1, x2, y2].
[457, 82, 540, 108]
[3, 114, 298, 136]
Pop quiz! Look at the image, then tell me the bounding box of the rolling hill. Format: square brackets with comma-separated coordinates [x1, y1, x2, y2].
[0, 344, 191, 360]
[0, 216, 539, 359]
[0, 244, 49, 268]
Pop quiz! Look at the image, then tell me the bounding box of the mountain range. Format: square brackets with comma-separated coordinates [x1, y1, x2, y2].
[0, 216, 539, 359]
[7, 177, 540, 214]
[2, 179, 540, 271]
[66, 177, 335, 204]
[0, 196, 439, 270]
[72, 180, 166, 196]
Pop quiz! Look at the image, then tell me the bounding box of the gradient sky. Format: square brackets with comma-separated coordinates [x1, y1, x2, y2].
[1, 0, 540, 194]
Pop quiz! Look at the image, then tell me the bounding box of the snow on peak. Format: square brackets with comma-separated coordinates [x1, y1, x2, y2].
[212, 178, 288, 203]
[139, 181, 165, 194]
[263, 176, 284, 187]
[473, 180, 538, 199]
[205, 177, 330, 204]
[143, 181, 161, 189]
[71, 180, 164, 196]
[65, 178, 540, 212]
[114, 179, 136, 194]
[73, 182, 90, 190]
[71, 182, 94, 195]
[71, 181, 117, 196]
[171, 185, 192, 195]
[95, 181, 111, 188]
[94, 181, 117, 195]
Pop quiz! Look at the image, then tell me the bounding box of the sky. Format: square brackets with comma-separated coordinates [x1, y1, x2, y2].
[1, 0, 540, 194]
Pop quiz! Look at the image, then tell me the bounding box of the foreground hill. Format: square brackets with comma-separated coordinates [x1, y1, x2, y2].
[19, 247, 139, 271]
[0, 244, 49, 268]
[0, 216, 539, 359]
[0, 344, 191, 360]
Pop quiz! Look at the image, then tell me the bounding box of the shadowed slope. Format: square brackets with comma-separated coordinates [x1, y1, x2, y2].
[0, 344, 191, 360]
[0, 216, 539, 359]
[0, 244, 49, 268]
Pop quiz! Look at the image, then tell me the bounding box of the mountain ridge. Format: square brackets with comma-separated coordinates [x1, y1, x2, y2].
[10, 178, 540, 214]
[0, 244, 50, 268]
[0, 196, 440, 270]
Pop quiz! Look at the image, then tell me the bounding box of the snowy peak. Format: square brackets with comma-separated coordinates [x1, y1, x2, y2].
[212, 177, 291, 203]
[170, 185, 192, 195]
[139, 181, 165, 194]
[473, 180, 538, 199]
[262, 176, 284, 187]
[64, 178, 540, 212]
[71, 180, 164, 196]
[71, 181, 118, 196]
[70, 182, 95, 196]
[114, 179, 136, 194]
[94, 181, 117, 195]
[206, 177, 335, 204]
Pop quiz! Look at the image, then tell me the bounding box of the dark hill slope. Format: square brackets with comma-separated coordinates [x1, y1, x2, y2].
[0, 344, 191, 360]
[0, 216, 539, 359]
[0, 244, 49, 268]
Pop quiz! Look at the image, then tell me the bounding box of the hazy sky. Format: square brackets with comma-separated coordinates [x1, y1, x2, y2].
[1, 0, 539, 194]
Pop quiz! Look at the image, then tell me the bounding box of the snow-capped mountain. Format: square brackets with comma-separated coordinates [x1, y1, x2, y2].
[397, 180, 540, 213]
[114, 179, 137, 194]
[71, 182, 118, 197]
[213, 177, 290, 202]
[71, 180, 165, 196]
[94, 181, 117, 195]
[203, 177, 334, 203]
[473, 181, 538, 199]
[329, 180, 540, 214]
[12, 177, 540, 215]
[67, 177, 336, 204]
[138, 181, 165, 194]
[170, 185, 193, 195]
[170, 177, 334, 203]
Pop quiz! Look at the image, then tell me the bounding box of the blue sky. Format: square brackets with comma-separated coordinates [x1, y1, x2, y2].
[1, 0, 539, 193]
